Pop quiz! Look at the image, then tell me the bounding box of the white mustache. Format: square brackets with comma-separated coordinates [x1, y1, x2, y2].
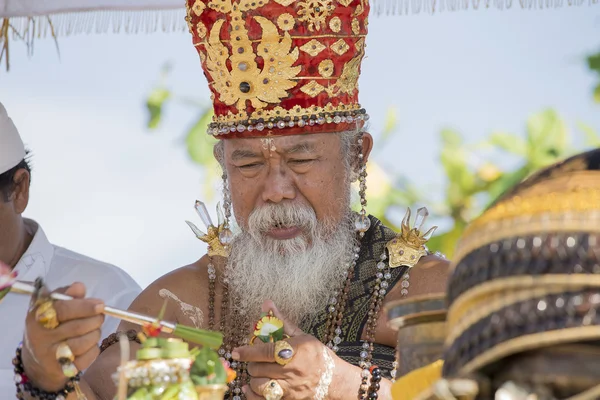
[247, 203, 318, 236]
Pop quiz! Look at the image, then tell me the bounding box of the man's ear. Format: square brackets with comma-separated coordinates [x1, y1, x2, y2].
[360, 132, 374, 164]
[213, 141, 227, 171]
[11, 169, 30, 214]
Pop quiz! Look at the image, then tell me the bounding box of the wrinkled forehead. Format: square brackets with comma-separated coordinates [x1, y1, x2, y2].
[222, 133, 342, 158]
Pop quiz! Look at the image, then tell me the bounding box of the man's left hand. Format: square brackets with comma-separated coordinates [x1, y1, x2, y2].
[232, 300, 357, 400]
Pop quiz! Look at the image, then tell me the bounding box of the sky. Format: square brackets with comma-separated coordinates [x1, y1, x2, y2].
[0, 6, 598, 287]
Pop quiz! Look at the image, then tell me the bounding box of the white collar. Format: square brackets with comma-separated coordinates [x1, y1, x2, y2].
[13, 219, 54, 283]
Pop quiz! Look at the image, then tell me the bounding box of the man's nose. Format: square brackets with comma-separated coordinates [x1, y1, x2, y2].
[261, 168, 295, 203]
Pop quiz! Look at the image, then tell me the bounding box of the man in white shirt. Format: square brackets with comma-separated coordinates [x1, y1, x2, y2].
[0, 101, 141, 391]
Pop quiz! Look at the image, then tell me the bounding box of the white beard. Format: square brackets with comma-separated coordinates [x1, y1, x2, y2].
[226, 203, 356, 327]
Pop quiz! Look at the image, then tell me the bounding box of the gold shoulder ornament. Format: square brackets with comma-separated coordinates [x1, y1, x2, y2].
[386, 207, 438, 269]
[186, 200, 232, 258]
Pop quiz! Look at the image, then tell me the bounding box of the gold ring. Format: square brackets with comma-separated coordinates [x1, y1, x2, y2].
[263, 380, 284, 400]
[56, 342, 75, 364]
[35, 300, 59, 330]
[274, 340, 294, 366]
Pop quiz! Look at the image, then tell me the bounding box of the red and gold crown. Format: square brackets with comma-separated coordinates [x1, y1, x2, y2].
[185, 0, 370, 138]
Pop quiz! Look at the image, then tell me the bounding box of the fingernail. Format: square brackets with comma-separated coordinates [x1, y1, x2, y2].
[231, 351, 240, 360]
[242, 386, 247, 394]
[94, 304, 105, 313]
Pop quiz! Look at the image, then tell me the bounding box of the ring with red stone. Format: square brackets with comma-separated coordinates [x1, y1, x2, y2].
[274, 340, 294, 366]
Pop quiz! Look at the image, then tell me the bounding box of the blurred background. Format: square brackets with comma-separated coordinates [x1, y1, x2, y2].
[0, 8, 599, 287]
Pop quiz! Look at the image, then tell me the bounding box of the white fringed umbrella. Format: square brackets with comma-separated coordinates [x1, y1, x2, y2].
[0, 0, 597, 70]
[0, 0, 186, 70]
[1, 0, 186, 36]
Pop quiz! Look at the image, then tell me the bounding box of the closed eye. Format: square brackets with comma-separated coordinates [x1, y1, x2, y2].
[238, 163, 262, 169]
[289, 159, 316, 164]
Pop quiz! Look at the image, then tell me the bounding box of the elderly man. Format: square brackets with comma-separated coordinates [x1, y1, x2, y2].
[15, 0, 449, 399]
[0, 101, 141, 393]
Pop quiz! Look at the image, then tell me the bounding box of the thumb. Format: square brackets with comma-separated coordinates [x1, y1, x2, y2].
[262, 300, 304, 337]
[57, 282, 87, 299]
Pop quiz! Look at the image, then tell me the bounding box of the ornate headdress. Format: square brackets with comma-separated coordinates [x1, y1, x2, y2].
[433, 148, 600, 399]
[185, 0, 370, 138]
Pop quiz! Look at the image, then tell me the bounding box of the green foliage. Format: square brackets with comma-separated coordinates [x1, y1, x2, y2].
[588, 50, 600, 103]
[361, 108, 597, 258]
[146, 88, 170, 129]
[186, 112, 217, 165]
[143, 68, 221, 201]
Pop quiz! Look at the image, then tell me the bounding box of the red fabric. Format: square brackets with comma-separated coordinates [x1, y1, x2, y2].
[187, 0, 369, 138]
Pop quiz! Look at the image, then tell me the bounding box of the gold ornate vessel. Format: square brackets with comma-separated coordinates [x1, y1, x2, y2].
[385, 293, 447, 400]
[113, 337, 234, 400]
[195, 384, 228, 400]
[386, 293, 447, 378]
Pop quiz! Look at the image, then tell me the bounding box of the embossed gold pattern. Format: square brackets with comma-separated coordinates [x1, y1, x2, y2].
[189, 0, 369, 137]
[207, 0, 232, 13]
[325, 38, 364, 95]
[277, 13, 295, 31]
[213, 102, 362, 124]
[300, 39, 327, 56]
[331, 38, 350, 55]
[452, 188, 600, 268]
[185, 5, 194, 34]
[203, 9, 301, 111]
[354, 0, 368, 15]
[297, 0, 336, 31]
[318, 59, 334, 77]
[192, 0, 206, 15]
[465, 188, 600, 236]
[300, 80, 326, 97]
[351, 18, 360, 34]
[329, 16, 342, 32]
[196, 22, 207, 38]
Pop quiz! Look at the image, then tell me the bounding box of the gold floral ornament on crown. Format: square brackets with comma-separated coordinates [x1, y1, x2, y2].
[186, 200, 233, 258]
[203, 13, 301, 112]
[386, 207, 437, 269]
[186, 0, 370, 138]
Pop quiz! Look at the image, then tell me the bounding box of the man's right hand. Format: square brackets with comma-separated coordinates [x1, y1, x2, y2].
[21, 282, 105, 392]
